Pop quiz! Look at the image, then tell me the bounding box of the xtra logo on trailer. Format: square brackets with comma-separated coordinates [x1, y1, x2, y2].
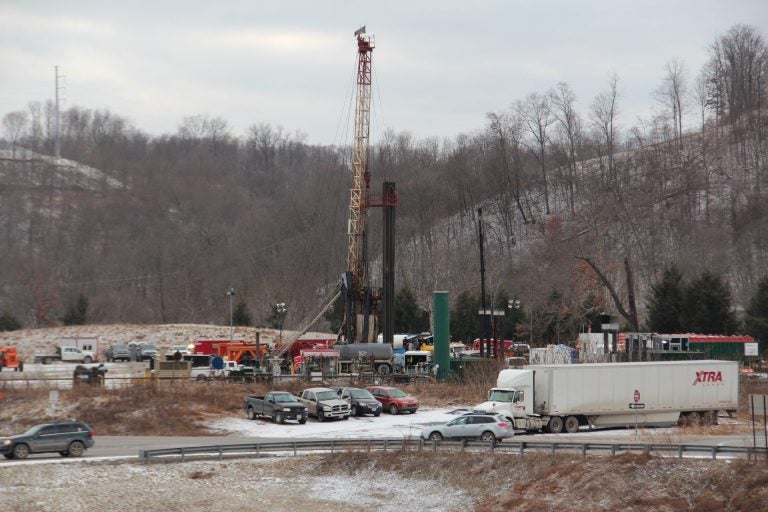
[692, 371, 723, 385]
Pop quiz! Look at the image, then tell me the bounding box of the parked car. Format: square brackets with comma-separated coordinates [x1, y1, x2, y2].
[137, 343, 159, 361]
[1, 421, 95, 459]
[366, 385, 419, 415]
[244, 391, 308, 424]
[338, 387, 382, 417]
[105, 344, 130, 362]
[298, 387, 351, 421]
[420, 412, 513, 444]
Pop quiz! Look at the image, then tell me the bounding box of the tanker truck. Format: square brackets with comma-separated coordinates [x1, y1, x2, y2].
[475, 360, 738, 434]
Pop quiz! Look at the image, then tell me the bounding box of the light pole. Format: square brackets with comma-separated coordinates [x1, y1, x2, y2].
[275, 302, 287, 344]
[227, 287, 235, 341]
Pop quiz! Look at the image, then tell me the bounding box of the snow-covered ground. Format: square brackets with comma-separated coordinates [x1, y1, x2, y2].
[210, 406, 473, 439]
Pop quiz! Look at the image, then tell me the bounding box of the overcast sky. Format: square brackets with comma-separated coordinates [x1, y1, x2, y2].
[1, 1, 767, 146]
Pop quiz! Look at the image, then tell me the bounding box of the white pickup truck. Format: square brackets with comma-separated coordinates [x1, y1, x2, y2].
[298, 387, 351, 421]
[33, 346, 95, 365]
[191, 360, 243, 381]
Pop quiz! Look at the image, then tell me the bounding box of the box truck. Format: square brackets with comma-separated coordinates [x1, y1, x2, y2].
[475, 360, 738, 434]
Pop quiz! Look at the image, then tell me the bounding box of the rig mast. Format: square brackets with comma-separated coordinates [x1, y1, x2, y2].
[343, 27, 376, 343]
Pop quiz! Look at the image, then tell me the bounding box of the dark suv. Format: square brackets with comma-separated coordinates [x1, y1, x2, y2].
[1, 421, 95, 459]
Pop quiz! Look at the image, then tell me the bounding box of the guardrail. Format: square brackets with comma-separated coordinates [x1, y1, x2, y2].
[138, 438, 768, 464]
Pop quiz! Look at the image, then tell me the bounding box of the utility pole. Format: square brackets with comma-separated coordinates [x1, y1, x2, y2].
[477, 208, 489, 358]
[54, 65, 65, 159]
[227, 287, 235, 341]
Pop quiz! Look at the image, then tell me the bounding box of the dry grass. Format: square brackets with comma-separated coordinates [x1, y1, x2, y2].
[307, 451, 768, 511]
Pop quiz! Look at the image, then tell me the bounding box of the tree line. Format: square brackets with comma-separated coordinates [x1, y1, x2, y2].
[0, 25, 766, 352]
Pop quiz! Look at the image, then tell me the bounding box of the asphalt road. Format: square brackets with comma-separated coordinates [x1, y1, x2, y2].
[0, 429, 760, 463]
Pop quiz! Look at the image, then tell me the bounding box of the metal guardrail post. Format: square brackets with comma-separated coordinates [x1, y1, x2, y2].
[678, 445, 684, 458]
[432, 440, 437, 452]
[581, 444, 587, 457]
[384, 439, 388, 452]
[611, 444, 616, 456]
[180, 447, 185, 462]
[711, 446, 717, 460]
[218, 446, 223, 460]
[551, 443, 556, 456]
[293, 441, 297, 457]
[519, 442, 524, 456]
[256, 443, 260, 458]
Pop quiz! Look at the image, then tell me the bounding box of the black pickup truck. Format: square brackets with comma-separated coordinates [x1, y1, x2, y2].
[244, 391, 308, 424]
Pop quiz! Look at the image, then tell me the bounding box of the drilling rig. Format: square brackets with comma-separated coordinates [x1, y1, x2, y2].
[270, 27, 395, 366]
[341, 26, 397, 344]
[342, 26, 377, 344]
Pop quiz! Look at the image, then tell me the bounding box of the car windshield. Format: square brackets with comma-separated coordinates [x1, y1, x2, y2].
[141, 344, 158, 350]
[316, 391, 338, 400]
[388, 389, 407, 398]
[112, 345, 127, 350]
[349, 389, 375, 399]
[273, 393, 297, 403]
[488, 390, 516, 402]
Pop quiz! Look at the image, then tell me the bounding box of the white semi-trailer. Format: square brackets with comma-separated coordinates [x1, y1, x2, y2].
[475, 360, 739, 434]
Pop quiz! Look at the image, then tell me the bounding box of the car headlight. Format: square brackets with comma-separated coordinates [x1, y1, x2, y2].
[2, 439, 10, 446]
[322, 406, 330, 411]
[281, 407, 292, 412]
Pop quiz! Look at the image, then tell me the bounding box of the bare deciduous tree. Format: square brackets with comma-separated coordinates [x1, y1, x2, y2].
[2, 111, 28, 159]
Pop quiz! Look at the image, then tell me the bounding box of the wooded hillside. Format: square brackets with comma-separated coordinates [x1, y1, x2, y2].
[1, 24, 766, 344]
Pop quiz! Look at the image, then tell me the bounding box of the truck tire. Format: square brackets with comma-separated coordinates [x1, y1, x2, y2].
[547, 416, 564, 434]
[564, 416, 580, 433]
[377, 364, 391, 375]
[12, 444, 29, 459]
[389, 404, 399, 415]
[687, 411, 701, 426]
[274, 412, 284, 424]
[83, 356, 93, 364]
[703, 410, 718, 426]
[317, 409, 325, 422]
[44, 357, 53, 365]
[246, 407, 257, 420]
[351, 405, 358, 417]
[299, 417, 307, 424]
[67, 441, 85, 457]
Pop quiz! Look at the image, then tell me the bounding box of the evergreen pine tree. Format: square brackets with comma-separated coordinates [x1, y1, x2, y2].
[232, 300, 253, 326]
[647, 265, 685, 332]
[450, 290, 479, 344]
[61, 295, 89, 326]
[0, 311, 21, 331]
[744, 276, 768, 344]
[394, 284, 429, 333]
[681, 271, 738, 334]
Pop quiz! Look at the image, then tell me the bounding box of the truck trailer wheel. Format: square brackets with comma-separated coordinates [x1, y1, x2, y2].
[564, 416, 580, 433]
[703, 410, 718, 426]
[547, 416, 564, 434]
